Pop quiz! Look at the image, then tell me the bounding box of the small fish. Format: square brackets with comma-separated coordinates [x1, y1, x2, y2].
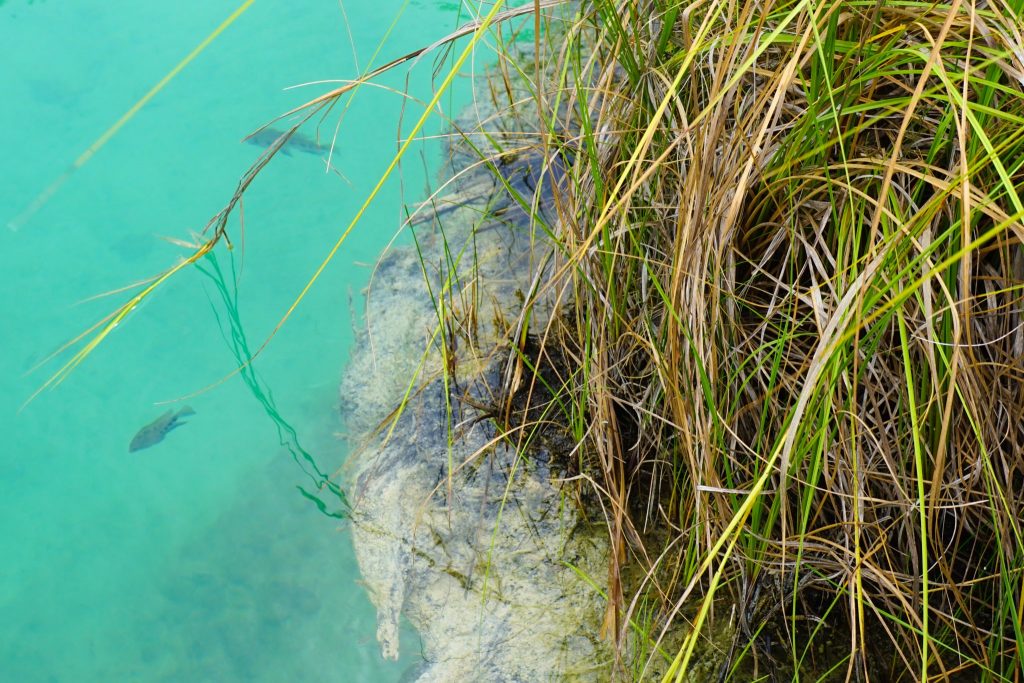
[129, 406, 195, 452]
[244, 127, 325, 157]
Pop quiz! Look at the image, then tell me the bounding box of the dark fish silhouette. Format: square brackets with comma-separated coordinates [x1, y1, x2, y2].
[244, 128, 325, 157]
[129, 407, 195, 452]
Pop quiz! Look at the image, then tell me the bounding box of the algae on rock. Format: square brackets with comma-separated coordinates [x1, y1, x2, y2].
[340, 148, 611, 680]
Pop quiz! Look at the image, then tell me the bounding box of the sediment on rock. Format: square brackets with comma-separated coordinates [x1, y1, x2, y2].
[339, 116, 610, 680]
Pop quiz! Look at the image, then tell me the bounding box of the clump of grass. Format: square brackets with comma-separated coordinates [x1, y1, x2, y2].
[475, 0, 1024, 679]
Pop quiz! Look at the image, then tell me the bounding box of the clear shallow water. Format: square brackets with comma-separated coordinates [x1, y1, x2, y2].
[0, 1, 473, 680]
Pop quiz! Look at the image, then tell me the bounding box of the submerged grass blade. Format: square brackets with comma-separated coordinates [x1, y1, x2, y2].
[197, 251, 348, 517]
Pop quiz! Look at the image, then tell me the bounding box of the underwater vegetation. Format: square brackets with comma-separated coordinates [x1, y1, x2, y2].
[46, 0, 1024, 680]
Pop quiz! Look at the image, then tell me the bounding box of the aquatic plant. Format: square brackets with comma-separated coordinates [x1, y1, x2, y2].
[197, 252, 347, 519]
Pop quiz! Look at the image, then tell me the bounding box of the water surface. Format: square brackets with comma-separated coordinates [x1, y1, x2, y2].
[0, 1, 473, 679]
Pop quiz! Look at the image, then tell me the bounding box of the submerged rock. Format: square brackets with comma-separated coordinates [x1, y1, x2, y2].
[349, 368, 608, 680]
[340, 150, 611, 680]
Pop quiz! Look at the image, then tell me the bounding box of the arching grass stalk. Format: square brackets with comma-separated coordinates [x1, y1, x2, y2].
[33, 1, 565, 404]
[896, 308, 930, 678]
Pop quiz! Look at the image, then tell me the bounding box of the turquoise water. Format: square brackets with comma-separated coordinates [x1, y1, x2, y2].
[1, 1, 473, 680]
